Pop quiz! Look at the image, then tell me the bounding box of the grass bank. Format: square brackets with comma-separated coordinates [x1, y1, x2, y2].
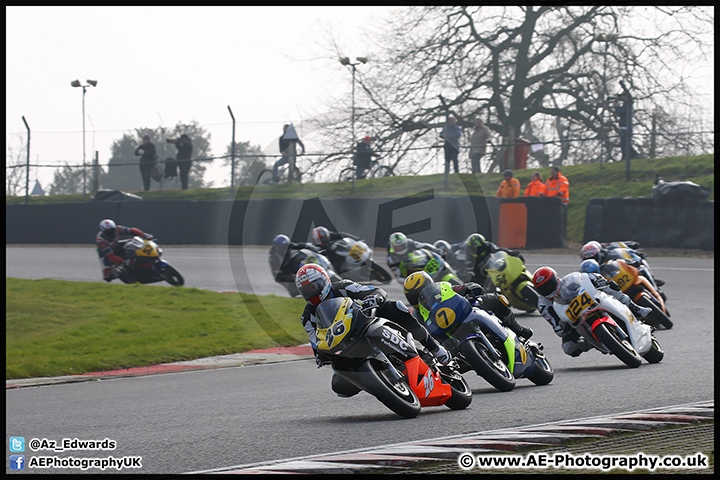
[5, 278, 307, 380]
[6, 154, 714, 244]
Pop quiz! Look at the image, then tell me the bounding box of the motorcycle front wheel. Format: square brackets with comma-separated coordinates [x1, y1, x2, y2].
[593, 323, 642, 368]
[642, 336, 664, 364]
[460, 339, 516, 392]
[439, 371, 473, 410]
[160, 264, 184, 286]
[357, 359, 421, 419]
[527, 350, 554, 386]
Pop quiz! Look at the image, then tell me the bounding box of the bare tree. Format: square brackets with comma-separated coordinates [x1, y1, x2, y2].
[5, 135, 27, 196]
[311, 6, 713, 176]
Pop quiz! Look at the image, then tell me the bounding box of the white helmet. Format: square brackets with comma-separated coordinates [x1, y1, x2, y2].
[99, 219, 117, 239]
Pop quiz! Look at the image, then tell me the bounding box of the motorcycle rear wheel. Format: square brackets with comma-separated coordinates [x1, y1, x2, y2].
[369, 261, 392, 284]
[642, 336, 664, 364]
[636, 295, 673, 330]
[460, 339, 516, 392]
[593, 323, 642, 368]
[160, 265, 184, 286]
[357, 359, 421, 419]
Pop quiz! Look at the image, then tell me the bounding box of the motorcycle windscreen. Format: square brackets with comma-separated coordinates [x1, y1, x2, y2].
[315, 297, 365, 354]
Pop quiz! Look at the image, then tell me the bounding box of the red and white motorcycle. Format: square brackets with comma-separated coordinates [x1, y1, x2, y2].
[552, 272, 663, 368]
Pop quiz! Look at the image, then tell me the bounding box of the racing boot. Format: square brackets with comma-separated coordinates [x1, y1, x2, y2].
[628, 302, 652, 321]
[502, 311, 533, 340]
[429, 343, 452, 365]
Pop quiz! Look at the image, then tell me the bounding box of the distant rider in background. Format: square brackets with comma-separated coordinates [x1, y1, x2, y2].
[386, 232, 444, 282]
[96, 219, 154, 282]
[464, 233, 525, 286]
[268, 234, 317, 283]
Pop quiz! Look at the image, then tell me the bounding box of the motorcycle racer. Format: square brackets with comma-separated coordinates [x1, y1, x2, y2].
[387, 232, 444, 281]
[96, 219, 154, 282]
[269, 234, 319, 283]
[310, 226, 363, 272]
[580, 240, 665, 287]
[465, 233, 524, 285]
[532, 266, 652, 357]
[296, 264, 452, 397]
[403, 271, 534, 340]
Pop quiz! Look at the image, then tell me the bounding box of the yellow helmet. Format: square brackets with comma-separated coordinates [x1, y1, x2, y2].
[403, 271, 433, 307]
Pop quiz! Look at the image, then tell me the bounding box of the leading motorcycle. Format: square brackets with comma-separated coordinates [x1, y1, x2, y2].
[483, 251, 539, 313]
[416, 282, 553, 392]
[552, 272, 664, 368]
[114, 236, 184, 286]
[315, 297, 472, 418]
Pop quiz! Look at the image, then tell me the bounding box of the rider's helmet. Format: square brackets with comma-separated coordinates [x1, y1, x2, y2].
[295, 263, 332, 306]
[580, 259, 600, 275]
[433, 240, 452, 258]
[389, 232, 409, 255]
[532, 266, 560, 299]
[466, 233, 490, 260]
[311, 227, 331, 247]
[271, 234, 290, 255]
[403, 271, 433, 307]
[99, 219, 117, 240]
[580, 241, 602, 261]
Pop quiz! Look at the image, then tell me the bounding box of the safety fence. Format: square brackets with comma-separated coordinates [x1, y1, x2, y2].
[6, 124, 714, 198]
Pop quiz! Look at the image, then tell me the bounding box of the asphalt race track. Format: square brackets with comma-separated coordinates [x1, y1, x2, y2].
[5, 246, 715, 474]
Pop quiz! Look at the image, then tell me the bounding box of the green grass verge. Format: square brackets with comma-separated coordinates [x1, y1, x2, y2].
[6, 154, 714, 244]
[5, 278, 307, 380]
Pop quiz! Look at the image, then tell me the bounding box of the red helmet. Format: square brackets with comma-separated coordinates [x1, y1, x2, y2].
[295, 263, 332, 306]
[580, 241, 602, 261]
[533, 266, 559, 298]
[311, 227, 331, 247]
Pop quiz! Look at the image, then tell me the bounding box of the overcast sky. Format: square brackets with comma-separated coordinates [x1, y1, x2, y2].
[6, 6, 396, 188]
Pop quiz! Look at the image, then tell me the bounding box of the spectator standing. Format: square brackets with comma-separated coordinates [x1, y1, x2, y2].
[353, 135, 379, 179]
[439, 115, 462, 174]
[545, 166, 569, 205]
[523, 171, 547, 197]
[496, 169, 520, 198]
[273, 124, 305, 183]
[134, 134, 156, 191]
[613, 80, 639, 161]
[167, 134, 193, 190]
[468, 117, 492, 174]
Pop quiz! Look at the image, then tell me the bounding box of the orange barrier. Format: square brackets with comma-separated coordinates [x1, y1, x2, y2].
[498, 202, 527, 248]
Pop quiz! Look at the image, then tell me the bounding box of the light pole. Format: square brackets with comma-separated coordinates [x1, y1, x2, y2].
[339, 56, 368, 150]
[71, 79, 97, 197]
[593, 34, 617, 168]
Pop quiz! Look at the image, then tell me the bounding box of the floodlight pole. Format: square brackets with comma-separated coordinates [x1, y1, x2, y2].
[340, 57, 368, 151]
[71, 79, 97, 198]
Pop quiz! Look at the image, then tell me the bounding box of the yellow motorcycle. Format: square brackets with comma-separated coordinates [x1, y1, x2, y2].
[483, 251, 538, 312]
[115, 236, 184, 286]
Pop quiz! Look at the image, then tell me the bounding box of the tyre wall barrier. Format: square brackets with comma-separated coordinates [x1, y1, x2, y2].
[583, 198, 714, 250]
[6, 195, 567, 248]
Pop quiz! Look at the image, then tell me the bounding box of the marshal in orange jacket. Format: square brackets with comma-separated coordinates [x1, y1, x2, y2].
[496, 178, 520, 198]
[523, 179, 547, 197]
[545, 169, 569, 204]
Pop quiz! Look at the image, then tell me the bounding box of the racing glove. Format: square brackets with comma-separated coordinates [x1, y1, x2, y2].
[360, 295, 384, 315]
